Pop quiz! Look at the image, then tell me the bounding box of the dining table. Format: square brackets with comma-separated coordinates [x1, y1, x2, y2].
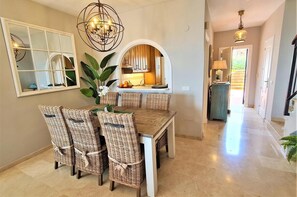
[82, 104, 176, 197]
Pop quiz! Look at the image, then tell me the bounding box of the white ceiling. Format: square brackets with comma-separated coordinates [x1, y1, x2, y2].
[31, 0, 171, 16]
[31, 0, 285, 32]
[207, 0, 285, 32]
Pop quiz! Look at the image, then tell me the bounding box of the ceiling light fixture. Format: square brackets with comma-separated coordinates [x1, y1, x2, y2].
[10, 33, 26, 62]
[234, 10, 247, 44]
[76, 0, 124, 52]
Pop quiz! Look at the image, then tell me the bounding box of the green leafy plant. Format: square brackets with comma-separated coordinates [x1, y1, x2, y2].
[280, 132, 297, 162]
[80, 52, 117, 104]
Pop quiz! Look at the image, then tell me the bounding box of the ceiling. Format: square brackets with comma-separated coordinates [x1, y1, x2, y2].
[207, 0, 285, 32]
[31, 0, 285, 32]
[31, 0, 171, 16]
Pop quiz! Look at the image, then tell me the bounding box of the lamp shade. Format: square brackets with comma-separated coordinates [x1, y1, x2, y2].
[212, 60, 227, 70]
[234, 29, 247, 43]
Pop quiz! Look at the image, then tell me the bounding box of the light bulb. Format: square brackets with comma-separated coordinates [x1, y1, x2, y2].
[13, 42, 19, 48]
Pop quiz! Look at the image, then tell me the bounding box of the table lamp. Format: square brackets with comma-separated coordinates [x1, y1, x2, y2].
[212, 60, 227, 82]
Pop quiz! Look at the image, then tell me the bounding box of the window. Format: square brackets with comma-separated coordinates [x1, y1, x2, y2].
[1, 18, 80, 97]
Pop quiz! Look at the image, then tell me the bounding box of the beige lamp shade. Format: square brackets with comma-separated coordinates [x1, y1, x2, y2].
[212, 60, 227, 70]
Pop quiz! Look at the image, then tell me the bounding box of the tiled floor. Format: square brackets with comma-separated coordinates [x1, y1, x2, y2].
[0, 107, 296, 197]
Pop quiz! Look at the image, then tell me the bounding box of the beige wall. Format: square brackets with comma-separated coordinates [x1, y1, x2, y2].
[272, 0, 296, 119]
[110, 0, 206, 138]
[0, 0, 207, 169]
[0, 0, 96, 169]
[213, 26, 261, 107]
[254, 3, 285, 121]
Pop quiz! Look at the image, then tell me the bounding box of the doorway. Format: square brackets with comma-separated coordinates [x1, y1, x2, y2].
[219, 45, 252, 112]
[230, 48, 248, 112]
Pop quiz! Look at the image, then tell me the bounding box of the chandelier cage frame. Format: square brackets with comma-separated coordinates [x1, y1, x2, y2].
[10, 33, 26, 62]
[76, 0, 124, 52]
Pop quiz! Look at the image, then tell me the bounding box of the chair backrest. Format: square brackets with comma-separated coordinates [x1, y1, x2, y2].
[62, 108, 102, 152]
[97, 112, 142, 164]
[39, 105, 74, 165]
[39, 105, 72, 147]
[146, 93, 170, 111]
[100, 92, 119, 106]
[121, 92, 142, 108]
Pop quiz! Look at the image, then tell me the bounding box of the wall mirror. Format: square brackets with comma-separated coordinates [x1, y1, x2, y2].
[1, 18, 80, 97]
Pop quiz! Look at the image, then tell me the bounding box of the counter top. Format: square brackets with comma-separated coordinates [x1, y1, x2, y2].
[117, 85, 170, 93]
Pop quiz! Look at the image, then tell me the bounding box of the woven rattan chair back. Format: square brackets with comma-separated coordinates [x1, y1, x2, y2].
[38, 105, 75, 175]
[100, 92, 119, 106]
[121, 93, 142, 108]
[97, 111, 144, 196]
[146, 94, 170, 111]
[146, 94, 171, 169]
[62, 108, 108, 185]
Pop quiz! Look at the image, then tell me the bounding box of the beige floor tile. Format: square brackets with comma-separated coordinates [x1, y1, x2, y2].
[1, 107, 296, 197]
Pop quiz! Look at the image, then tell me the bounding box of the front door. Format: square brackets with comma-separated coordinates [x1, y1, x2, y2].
[258, 37, 274, 119]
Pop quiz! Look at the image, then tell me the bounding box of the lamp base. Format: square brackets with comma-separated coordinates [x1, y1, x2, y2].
[215, 69, 224, 82]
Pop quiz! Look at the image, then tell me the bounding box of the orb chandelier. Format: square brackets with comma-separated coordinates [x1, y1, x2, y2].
[10, 33, 26, 62]
[76, 0, 124, 52]
[234, 10, 247, 44]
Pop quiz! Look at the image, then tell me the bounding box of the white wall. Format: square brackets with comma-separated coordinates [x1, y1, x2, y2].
[113, 0, 206, 138]
[254, 3, 285, 121]
[0, 0, 96, 169]
[272, 0, 297, 119]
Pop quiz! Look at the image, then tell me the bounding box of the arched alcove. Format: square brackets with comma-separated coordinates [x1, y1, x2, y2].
[116, 39, 172, 93]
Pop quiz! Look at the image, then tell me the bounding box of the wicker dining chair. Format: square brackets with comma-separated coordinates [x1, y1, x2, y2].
[146, 93, 171, 168]
[62, 108, 108, 186]
[100, 92, 119, 106]
[38, 105, 75, 176]
[97, 111, 144, 197]
[121, 92, 142, 108]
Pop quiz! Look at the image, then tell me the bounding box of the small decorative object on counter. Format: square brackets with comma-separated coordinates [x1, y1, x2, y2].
[118, 80, 133, 88]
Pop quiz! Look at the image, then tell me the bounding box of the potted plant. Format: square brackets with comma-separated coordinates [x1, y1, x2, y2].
[80, 52, 117, 104]
[280, 131, 297, 162]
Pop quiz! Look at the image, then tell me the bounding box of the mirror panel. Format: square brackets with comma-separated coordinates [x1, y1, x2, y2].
[30, 28, 47, 50]
[60, 35, 73, 53]
[47, 32, 61, 52]
[8, 24, 30, 49]
[16, 50, 34, 70]
[35, 71, 54, 90]
[52, 70, 65, 86]
[19, 71, 37, 92]
[63, 53, 75, 69]
[50, 53, 64, 70]
[33, 51, 49, 70]
[1, 18, 80, 97]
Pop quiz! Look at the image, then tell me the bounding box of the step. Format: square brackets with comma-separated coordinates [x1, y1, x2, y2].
[231, 80, 244, 83]
[231, 83, 244, 86]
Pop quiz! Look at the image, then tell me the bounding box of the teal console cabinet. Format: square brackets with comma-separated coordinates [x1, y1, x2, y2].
[209, 83, 230, 122]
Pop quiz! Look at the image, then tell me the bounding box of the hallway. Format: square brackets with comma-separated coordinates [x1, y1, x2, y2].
[0, 108, 296, 196]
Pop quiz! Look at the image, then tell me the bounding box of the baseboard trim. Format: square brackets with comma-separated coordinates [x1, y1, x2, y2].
[265, 120, 286, 158]
[271, 117, 285, 123]
[0, 145, 51, 173]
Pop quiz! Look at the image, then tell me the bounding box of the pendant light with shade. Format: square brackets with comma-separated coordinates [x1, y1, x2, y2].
[234, 10, 247, 44]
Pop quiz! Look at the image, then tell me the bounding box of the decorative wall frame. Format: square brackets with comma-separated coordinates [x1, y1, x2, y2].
[1, 18, 80, 97]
